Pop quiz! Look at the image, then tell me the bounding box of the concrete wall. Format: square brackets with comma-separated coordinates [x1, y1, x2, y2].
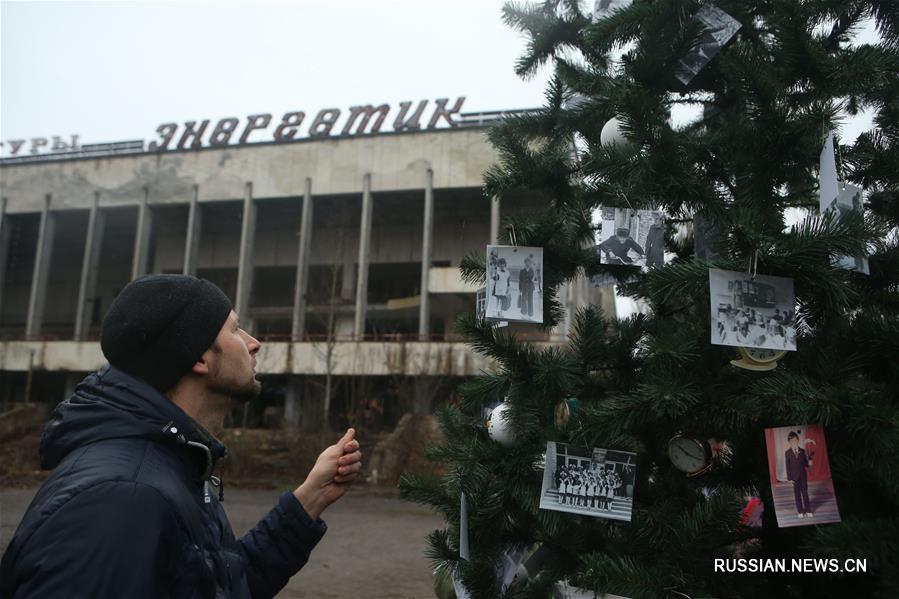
[0, 128, 496, 213]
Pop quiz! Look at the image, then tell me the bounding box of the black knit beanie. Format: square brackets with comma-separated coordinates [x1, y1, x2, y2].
[100, 275, 233, 393]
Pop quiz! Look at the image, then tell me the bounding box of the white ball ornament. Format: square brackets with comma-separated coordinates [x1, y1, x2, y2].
[486, 402, 516, 447]
[600, 116, 628, 146]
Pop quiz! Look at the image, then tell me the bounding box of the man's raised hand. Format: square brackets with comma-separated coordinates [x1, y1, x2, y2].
[293, 428, 363, 519]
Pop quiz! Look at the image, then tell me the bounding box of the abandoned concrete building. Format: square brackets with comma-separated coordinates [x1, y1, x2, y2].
[0, 111, 615, 432]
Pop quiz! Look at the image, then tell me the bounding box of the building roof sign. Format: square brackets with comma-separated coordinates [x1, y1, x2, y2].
[1, 97, 481, 164]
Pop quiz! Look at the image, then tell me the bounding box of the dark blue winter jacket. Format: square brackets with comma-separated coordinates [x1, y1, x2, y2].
[0, 366, 327, 598]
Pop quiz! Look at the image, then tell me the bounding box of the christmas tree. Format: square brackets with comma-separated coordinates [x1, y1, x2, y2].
[400, 1, 899, 597]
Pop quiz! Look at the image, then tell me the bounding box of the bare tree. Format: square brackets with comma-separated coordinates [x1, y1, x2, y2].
[308, 201, 351, 433]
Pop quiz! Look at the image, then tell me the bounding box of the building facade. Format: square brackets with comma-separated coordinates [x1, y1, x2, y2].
[0, 117, 614, 430]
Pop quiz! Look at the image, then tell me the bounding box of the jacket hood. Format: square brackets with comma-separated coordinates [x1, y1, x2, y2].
[40, 365, 226, 475]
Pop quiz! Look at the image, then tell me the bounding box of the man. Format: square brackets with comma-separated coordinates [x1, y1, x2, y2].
[599, 227, 645, 265]
[518, 256, 536, 318]
[0, 275, 362, 598]
[785, 431, 812, 519]
[643, 213, 665, 267]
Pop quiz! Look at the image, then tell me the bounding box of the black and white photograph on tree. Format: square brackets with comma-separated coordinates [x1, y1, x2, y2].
[592, 0, 632, 20]
[589, 271, 639, 288]
[709, 268, 798, 352]
[818, 131, 869, 274]
[486, 245, 543, 323]
[673, 3, 742, 85]
[595, 208, 666, 268]
[824, 184, 871, 275]
[539, 442, 636, 522]
[554, 581, 630, 599]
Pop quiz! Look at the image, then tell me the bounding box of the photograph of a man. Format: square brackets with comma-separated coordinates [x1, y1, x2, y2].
[764, 424, 841, 528]
[599, 227, 645, 265]
[595, 207, 665, 268]
[519, 256, 537, 317]
[0, 275, 363, 598]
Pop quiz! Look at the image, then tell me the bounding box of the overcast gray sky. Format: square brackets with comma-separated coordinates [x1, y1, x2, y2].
[1, 0, 878, 151]
[1, 0, 549, 148]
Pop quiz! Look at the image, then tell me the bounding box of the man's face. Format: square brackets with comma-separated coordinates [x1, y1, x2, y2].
[789, 438, 799, 449]
[206, 311, 262, 402]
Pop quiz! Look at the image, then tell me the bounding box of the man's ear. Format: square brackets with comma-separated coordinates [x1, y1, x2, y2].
[191, 350, 212, 375]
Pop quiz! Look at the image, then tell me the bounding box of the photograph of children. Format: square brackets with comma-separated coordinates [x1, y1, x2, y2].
[595, 208, 666, 268]
[821, 183, 870, 275]
[764, 425, 841, 528]
[673, 3, 742, 85]
[539, 442, 636, 522]
[709, 268, 798, 351]
[486, 245, 543, 323]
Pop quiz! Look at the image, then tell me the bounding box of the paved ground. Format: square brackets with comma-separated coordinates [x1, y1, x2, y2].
[0, 487, 443, 599]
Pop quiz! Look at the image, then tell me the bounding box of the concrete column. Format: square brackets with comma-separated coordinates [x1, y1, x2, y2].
[292, 178, 314, 341]
[284, 375, 302, 428]
[600, 286, 618, 319]
[490, 195, 501, 245]
[131, 187, 153, 280]
[182, 185, 202, 276]
[341, 258, 355, 301]
[418, 169, 434, 340]
[235, 182, 256, 325]
[26, 194, 56, 339]
[0, 197, 11, 322]
[74, 192, 106, 341]
[353, 174, 373, 338]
